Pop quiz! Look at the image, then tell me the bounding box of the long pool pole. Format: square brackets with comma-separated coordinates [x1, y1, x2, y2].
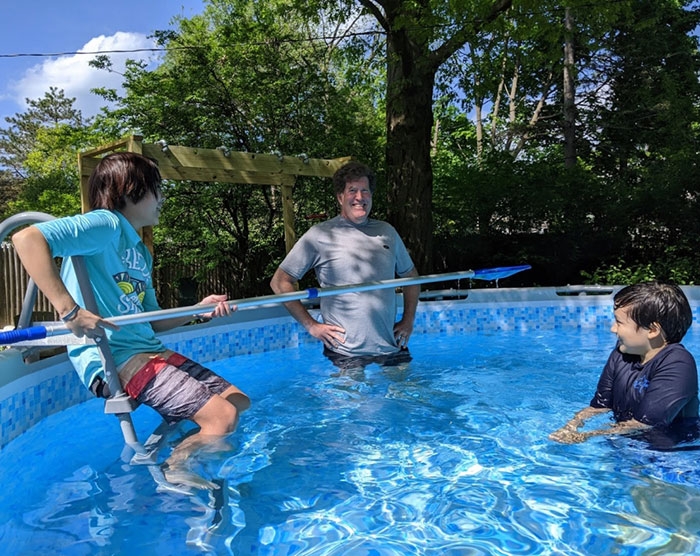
[0, 265, 530, 345]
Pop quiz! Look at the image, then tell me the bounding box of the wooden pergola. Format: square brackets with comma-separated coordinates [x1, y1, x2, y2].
[78, 135, 351, 252]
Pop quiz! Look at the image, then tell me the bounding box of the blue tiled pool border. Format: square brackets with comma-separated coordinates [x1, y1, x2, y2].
[2, 286, 700, 449]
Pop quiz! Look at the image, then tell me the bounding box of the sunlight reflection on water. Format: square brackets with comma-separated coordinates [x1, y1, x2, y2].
[2, 327, 700, 555]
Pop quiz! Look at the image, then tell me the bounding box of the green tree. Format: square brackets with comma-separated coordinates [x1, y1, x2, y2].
[0, 175, 21, 219]
[92, 0, 384, 296]
[84, 0, 700, 288]
[0, 88, 85, 179]
[4, 126, 84, 217]
[0, 89, 108, 219]
[352, 0, 513, 272]
[429, 0, 700, 283]
[581, 0, 700, 279]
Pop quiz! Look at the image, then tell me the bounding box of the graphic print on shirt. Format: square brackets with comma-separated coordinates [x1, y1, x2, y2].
[633, 376, 650, 394]
[113, 247, 151, 314]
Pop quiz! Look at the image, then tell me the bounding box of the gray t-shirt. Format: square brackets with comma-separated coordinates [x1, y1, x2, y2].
[280, 215, 415, 356]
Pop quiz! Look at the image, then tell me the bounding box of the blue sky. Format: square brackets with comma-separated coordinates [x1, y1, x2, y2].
[0, 1, 206, 124]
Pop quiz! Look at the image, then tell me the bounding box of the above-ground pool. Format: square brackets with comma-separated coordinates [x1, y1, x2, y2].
[2, 288, 700, 555]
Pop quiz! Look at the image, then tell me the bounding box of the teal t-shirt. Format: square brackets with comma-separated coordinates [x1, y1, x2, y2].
[36, 210, 165, 389]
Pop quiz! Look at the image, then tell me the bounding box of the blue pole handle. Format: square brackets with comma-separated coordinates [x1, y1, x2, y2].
[0, 326, 48, 344]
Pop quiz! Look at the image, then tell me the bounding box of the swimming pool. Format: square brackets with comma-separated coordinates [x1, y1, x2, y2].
[2, 288, 700, 555]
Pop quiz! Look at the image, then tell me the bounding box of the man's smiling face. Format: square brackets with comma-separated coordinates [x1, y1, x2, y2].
[337, 177, 372, 225]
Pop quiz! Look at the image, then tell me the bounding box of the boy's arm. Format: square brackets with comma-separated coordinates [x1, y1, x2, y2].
[13, 226, 78, 318]
[549, 406, 611, 444]
[12, 226, 118, 338]
[552, 416, 649, 444]
[150, 294, 234, 332]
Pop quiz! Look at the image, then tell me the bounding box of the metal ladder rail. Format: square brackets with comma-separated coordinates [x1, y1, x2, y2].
[0, 212, 140, 448]
[71, 256, 141, 446]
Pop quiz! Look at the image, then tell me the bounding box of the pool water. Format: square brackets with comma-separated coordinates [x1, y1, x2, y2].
[2, 326, 700, 555]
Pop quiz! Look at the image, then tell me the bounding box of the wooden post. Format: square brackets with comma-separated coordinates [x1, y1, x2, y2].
[281, 182, 296, 253]
[126, 137, 153, 254]
[77, 152, 90, 214]
[126, 135, 143, 155]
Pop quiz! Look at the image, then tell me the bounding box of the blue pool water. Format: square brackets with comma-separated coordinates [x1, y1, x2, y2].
[2, 326, 700, 555]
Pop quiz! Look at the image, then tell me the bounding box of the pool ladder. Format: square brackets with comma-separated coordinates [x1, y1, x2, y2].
[0, 212, 145, 451]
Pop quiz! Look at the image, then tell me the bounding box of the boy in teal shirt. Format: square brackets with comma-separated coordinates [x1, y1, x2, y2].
[13, 152, 249, 485]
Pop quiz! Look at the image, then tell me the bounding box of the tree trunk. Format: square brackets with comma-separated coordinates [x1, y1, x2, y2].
[563, 7, 577, 168]
[384, 37, 436, 273]
[362, 0, 513, 273]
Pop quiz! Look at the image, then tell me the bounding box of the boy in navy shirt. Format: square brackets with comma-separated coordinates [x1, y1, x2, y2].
[550, 282, 698, 444]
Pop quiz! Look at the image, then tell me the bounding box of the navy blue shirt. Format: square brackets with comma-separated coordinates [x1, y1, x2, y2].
[590, 343, 699, 426]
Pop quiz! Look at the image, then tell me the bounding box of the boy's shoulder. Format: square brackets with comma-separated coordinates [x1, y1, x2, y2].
[653, 343, 697, 370]
[666, 342, 695, 359]
[36, 209, 119, 235]
[80, 209, 119, 223]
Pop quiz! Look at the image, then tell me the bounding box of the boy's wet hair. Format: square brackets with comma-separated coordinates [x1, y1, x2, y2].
[614, 282, 692, 343]
[332, 161, 376, 195]
[88, 152, 162, 211]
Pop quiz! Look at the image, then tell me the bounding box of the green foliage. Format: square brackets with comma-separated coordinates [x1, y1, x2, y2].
[0, 90, 114, 218]
[0, 176, 21, 218]
[581, 257, 698, 287]
[0, 88, 85, 177]
[428, 0, 700, 285]
[590, 0, 700, 176]
[86, 0, 384, 295]
[581, 262, 657, 286]
[5, 171, 80, 217]
[582, 238, 700, 286]
[3, 0, 700, 297]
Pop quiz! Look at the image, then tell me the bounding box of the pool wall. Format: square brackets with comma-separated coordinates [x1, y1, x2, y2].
[2, 285, 700, 449]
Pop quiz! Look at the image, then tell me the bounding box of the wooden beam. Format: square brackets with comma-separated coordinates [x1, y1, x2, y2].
[141, 144, 350, 180]
[80, 137, 350, 183]
[78, 135, 353, 257]
[161, 166, 297, 185]
[80, 136, 141, 159]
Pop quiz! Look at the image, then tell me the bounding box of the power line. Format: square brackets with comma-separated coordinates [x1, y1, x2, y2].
[1, 0, 697, 61]
[0, 32, 384, 60]
[0, 48, 168, 58]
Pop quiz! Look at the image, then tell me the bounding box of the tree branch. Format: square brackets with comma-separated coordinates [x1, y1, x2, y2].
[431, 0, 513, 69]
[358, 0, 390, 33]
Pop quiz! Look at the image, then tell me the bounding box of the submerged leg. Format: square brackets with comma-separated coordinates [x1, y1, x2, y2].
[163, 389, 251, 489]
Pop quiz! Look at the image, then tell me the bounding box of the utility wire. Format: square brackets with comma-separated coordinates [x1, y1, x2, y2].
[0, 31, 383, 59]
[0, 48, 167, 58]
[0, 0, 697, 60]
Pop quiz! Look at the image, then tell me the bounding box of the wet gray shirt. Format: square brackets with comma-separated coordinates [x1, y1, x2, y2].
[279, 216, 415, 356]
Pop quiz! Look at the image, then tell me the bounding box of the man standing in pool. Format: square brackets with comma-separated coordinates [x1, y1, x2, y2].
[12, 151, 250, 486]
[550, 282, 698, 444]
[270, 160, 420, 370]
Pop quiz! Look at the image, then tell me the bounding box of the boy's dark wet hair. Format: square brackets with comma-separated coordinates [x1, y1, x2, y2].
[332, 161, 376, 195]
[614, 282, 692, 344]
[88, 152, 162, 211]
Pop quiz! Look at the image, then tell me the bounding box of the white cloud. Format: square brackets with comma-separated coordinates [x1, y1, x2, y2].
[7, 32, 162, 119]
